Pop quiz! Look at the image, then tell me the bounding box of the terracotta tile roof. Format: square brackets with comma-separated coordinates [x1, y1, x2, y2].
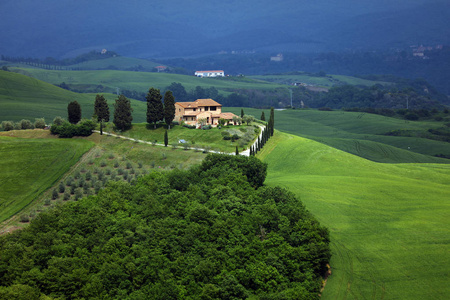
[176, 102, 197, 108]
[212, 112, 239, 119]
[175, 99, 222, 108]
[195, 98, 222, 107]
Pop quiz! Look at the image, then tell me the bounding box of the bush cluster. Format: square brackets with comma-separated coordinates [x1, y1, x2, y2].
[50, 119, 96, 138]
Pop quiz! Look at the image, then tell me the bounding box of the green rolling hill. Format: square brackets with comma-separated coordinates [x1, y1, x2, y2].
[10, 67, 285, 96]
[259, 131, 450, 299]
[0, 70, 147, 123]
[227, 107, 450, 163]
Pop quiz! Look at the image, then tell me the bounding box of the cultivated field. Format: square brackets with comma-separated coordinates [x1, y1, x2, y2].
[0, 129, 208, 232]
[259, 131, 450, 299]
[228, 107, 450, 163]
[0, 134, 93, 223]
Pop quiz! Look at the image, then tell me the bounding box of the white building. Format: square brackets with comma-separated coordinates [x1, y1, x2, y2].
[195, 70, 225, 77]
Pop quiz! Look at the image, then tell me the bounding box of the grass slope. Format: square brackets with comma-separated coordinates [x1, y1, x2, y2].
[258, 131, 450, 299]
[0, 70, 147, 123]
[0, 135, 93, 223]
[12, 68, 285, 95]
[227, 107, 450, 163]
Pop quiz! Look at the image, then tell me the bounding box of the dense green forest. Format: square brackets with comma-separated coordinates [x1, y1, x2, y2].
[0, 154, 330, 299]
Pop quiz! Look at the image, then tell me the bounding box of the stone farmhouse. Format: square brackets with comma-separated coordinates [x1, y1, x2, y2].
[174, 99, 238, 127]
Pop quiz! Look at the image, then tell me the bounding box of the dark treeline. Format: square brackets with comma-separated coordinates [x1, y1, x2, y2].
[0, 154, 330, 299]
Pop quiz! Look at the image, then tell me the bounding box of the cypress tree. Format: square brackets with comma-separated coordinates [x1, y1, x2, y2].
[269, 107, 275, 136]
[113, 95, 133, 131]
[146, 87, 164, 129]
[93, 94, 110, 122]
[163, 90, 176, 129]
[94, 94, 109, 135]
[260, 111, 265, 121]
[164, 130, 168, 147]
[67, 101, 81, 124]
[235, 146, 239, 155]
[241, 109, 244, 118]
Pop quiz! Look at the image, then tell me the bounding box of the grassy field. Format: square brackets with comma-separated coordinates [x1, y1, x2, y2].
[0, 134, 93, 223]
[227, 107, 450, 163]
[0, 70, 148, 123]
[108, 122, 259, 153]
[12, 68, 286, 95]
[0, 129, 208, 232]
[249, 73, 391, 88]
[258, 131, 450, 299]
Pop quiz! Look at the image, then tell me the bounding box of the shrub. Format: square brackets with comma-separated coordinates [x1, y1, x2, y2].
[100, 161, 107, 167]
[63, 191, 70, 201]
[85, 172, 92, 181]
[221, 131, 231, 140]
[58, 182, 65, 193]
[52, 116, 65, 126]
[1, 121, 14, 131]
[74, 188, 83, 201]
[52, 189, 58, 200]
[44, 199, 51, 206]
[126, 161, 132, 169]
[66, 176, 74, 186]
[20, 215, 30, 223]
[34, 118, 46, 129]
[19, 119, 34, 130]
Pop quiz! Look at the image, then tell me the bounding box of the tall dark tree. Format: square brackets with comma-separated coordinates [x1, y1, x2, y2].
[94, 94, 109, 135]
[146, 87, 164, 129]
[113, 95, 133, 131]
[94, 94, 110, 122]
[164, 130, 168, 147]
[235, 146, 239, 156]
[67, 101, 81, 124]
[268, 107, 275, 136]
[260, 111, 265, 121]
[163, 90, 176, 129]
[241, 108, 245, 118]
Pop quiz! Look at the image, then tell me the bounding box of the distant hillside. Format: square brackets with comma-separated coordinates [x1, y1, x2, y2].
[0, 70, 147, 123]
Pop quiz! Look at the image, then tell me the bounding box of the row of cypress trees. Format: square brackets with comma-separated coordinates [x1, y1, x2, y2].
[146, 87, 176, 129]
[249, 107, 274, 156]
